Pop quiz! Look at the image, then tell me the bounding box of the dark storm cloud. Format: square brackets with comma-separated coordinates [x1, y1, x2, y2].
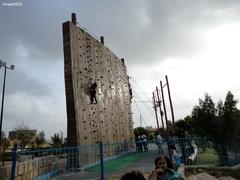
[72, 0, 240, 66]
[2, 70, 51, 96]
[1, 0, 240, 135]
[0, 0, 71, 97]
[0, 0, 73, 62]
[1, 0, 240, 66]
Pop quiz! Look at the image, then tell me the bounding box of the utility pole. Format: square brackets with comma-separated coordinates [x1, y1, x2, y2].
[160, 80, 168, 132]
[152, 92, 160, 134]
[165, 75, 175, 125]
[156, 87, 165, 136]
[140, 114, 142, 127]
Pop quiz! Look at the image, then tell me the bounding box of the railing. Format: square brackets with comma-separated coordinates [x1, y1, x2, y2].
[1, 137, 239, 180]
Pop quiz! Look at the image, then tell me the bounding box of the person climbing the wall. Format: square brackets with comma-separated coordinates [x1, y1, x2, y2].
[90, 82, 97, 104]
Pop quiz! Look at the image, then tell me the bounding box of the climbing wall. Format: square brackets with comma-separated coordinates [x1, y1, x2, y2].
[63, 15, 134, 149]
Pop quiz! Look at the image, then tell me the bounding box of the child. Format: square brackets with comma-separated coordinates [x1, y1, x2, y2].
[121, 170, 146, 180]
[171, 149, 183, 170]
[150, 156, 184, 180]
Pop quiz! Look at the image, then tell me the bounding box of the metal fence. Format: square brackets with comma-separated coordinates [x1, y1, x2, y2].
[4, 137, 240, 180]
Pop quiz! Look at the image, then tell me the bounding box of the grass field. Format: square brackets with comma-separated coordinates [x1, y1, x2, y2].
[88, 148, 221, 173]
[88, 152, 150, 172]
[196, 148, 220, 164]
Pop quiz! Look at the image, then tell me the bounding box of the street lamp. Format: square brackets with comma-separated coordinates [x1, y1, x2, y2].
[0, 60, 15, 142]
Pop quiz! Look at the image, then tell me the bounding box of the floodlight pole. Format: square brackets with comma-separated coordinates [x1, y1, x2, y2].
[0, 61, 15, 142]
[0, 66, 6, 143]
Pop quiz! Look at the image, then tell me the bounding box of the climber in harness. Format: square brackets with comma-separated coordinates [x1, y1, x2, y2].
[90, 82, 97, 104]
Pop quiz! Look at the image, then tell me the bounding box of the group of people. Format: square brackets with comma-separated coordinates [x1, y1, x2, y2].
[156, 134, 199, 167]
[121, 155, 184, 180]
[121, 134, 198, 179]
[136, 134, 148, 152]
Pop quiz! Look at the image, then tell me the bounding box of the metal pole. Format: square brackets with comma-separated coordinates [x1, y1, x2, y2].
[100, 142, 104, 180]
[0, 67, 6, 142]
[152, 92, 160, 134]
[165, 75, 175, 125]
[160, 81, 168, 131]
[10, 144, 17, 180]
[156, 87, 165, 135]
[2, 138, 6, 166]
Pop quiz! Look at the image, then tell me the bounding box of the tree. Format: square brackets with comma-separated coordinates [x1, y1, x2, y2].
[216, 100, 224, 117]
[134, 127, 149, 140]
[190, 91, 240, 164]
[219, 91, 240, 143]
[184, 115, 194, 135]
[3, 138, 10, 150]
[167, 120, 175, 136]
[35, 130, 46, 147]
[51, 132, 63, 147]
[62, 137, 68, 147]
[174, 119, 188, 137]
[191, 93, 217, 138]
[214, 91, 240, 165]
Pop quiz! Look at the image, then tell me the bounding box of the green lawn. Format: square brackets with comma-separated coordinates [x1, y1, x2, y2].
[197, 148, 220, 164]
[88, 152, 149, 172]
[88, 148, 221, 172]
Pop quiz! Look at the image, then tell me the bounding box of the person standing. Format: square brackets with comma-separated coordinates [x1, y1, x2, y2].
[136, 135, 143, 152]
[156, 134, 163, 154]
[142, 134, 148, 152]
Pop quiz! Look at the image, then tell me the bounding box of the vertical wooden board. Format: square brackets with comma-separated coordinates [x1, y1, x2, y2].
[64, 20, 134, 150]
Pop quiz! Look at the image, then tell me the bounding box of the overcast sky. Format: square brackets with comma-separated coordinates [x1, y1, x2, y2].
[1, 0, 240, 139]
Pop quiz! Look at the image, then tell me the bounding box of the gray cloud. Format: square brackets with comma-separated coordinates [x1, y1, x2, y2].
[1, 0, 240, 137]
[3, 91, 66, 138]
[2, 0, 240, 65]
[84, 0, 240, 66]
[3, 70, 51, 96]
[0, 0, 73, 62]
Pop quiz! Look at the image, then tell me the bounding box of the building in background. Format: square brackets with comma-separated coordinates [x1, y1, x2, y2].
[62, 13, 134, 148]
[9, 130, 37, 140]
[146, 127, 158, 140]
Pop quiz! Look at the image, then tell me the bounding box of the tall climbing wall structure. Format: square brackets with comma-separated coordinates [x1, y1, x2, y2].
[63, 14, 134, 147]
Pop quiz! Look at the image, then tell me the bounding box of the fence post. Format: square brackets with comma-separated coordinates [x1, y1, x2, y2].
[166, 137, 172, 161]
[10, 144, 17, 180]
[99, 142, 104, 180]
